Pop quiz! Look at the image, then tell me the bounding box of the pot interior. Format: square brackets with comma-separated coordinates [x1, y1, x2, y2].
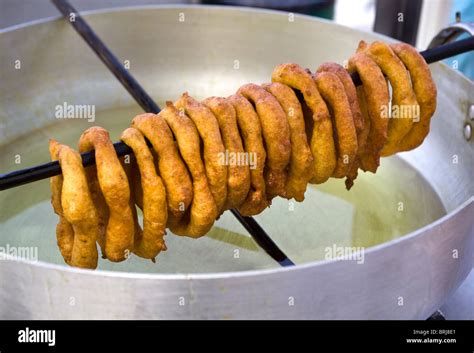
[1, 6, 472, 274]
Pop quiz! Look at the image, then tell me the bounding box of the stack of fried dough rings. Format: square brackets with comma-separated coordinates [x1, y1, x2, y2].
[49, 40, 437, 269]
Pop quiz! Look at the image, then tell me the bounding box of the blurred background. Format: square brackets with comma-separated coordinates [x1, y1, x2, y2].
[0, 0, 472, 319]
[1, 0, 472, 78]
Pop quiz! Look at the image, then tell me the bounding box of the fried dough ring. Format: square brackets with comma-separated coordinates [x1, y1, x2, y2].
[121, 128, 167, 259]
[390, 43, 437, 151]
[236, 83, 291, 199]
[362, 41, 418, 156]
[77, 145, 108, 258]
[131, 113, 193, 224]
[120, 155, 144, 259]
[160, 102, 218, 237]
[202, 96, 251, 210]
[78, 127, 134, 262]
[228, 94, 268, 216]
[57, 144, 99, 269]
[272, 63, 336, 184]
[174, 93, 228, 215]
[316, 63, 365, 148]
[262, 82, 313, 201]
[128, 154, 144, 210]
[316, 63, 365, 188]
[313, 71, 358, 178]
[49, 139, 74, 265]
[348, 52, 389, 172]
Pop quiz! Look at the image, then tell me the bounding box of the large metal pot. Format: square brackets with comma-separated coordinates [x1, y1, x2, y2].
[0, 5, 472, 319]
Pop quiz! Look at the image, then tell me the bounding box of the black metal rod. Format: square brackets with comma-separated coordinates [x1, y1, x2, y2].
[50, 0, 160, 114]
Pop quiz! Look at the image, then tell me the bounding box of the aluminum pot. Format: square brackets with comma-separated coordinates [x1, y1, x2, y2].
[0, 5, 472, 319]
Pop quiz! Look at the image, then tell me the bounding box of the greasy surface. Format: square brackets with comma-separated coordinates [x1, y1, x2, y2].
[348, 52, 390, 172]
[262, 82, 313, 201]
[78, 127, 134, 262]
[160, 102, 218, 237]
[132, 113, 193, 224]
[362, 41, 418, 156]
[272, 63, 336, 184]
[202, 96, 251, 210]
[175, 93, 228, 215]
[237, 83, 291, 199]
[228, 94, 268, 216]
[313, 71, 358, 179]
[390, 43, 437, 152]
[121, 127, 167, 260]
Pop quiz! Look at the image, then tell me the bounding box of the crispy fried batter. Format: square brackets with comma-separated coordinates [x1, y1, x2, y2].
[348, 52, 389, 172]
[272, 63, 336, 184]
[57, 144, 99, 269]
[316, 63, 365, 148]
[237, 84, 291, 199]
[78, 127, 134, 262]
[131, 113, 193, 224]
[228, 94, 268, 216]
[174, 93, 228, 215]
[121, 128, 167, 259]
[391, 43, 437, 151]
[313, 71, 358, 178]
[362, 41, 418, 156]
[316, 63, 365, 188]
[202, 96, 251, 210]
[262, 82, 313, 201]
[160, 102, 218, 237]
[49, 139, 74, 265]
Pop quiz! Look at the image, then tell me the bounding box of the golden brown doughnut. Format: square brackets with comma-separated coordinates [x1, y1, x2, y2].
[174, 93, 228, 215]
[131, 113, 193, 224]
[262, 82, 313, 201]
[236, 83, 291, 199]
[120, 155, 144, 260]
[316, 62, 366, 188]
[202, 96, 251, 210]
[160, 102, 218, 237]
[57, 144, 99, 269]
[228, 94, 269, 216]
[49, 139, 74, 265]
[362, 41, 418, 156]
[313, 71, 358, 178]
[121, 127, 167, 259]
[78, 127, 134, 262]
[272, 63, 336, 184]
[390, 43, 437, 151]
[316, 63, 365, 149]
[348, 52, 390, 172]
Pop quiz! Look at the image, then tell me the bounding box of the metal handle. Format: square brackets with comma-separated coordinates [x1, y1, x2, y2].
[428, 13, 474, 49]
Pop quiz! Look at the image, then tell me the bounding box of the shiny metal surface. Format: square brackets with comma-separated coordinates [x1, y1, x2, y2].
[428, 21, 474, 49]
[0, 6, 473, 319]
